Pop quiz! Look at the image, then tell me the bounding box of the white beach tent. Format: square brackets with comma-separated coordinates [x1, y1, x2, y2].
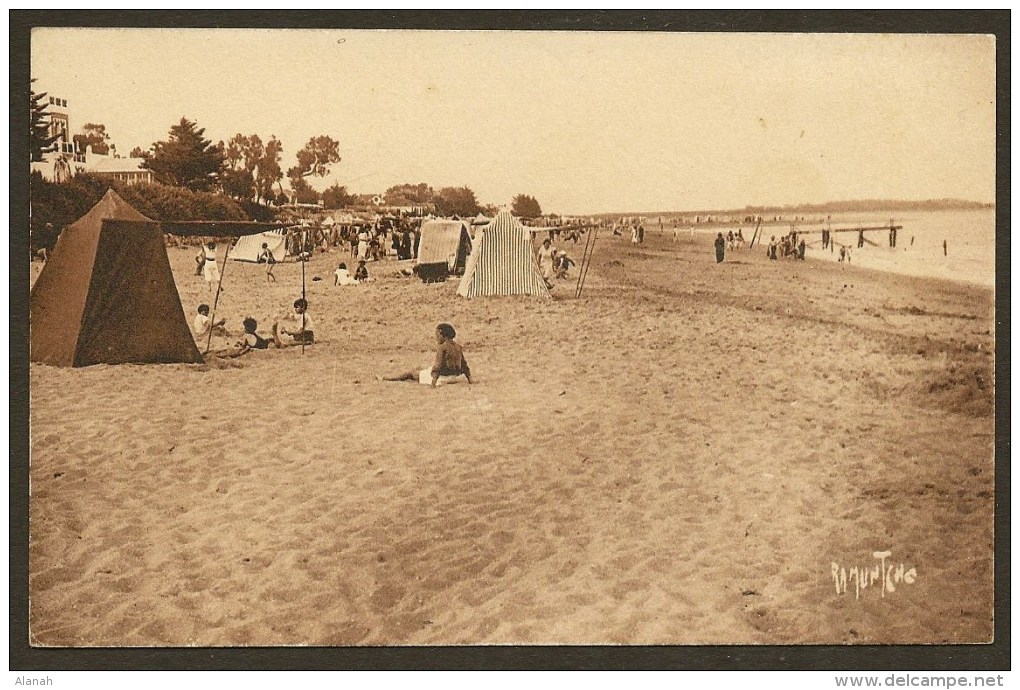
[417, 219, 473, 274]
[231, 228, 288, 262]
[456, 210, 551, 298]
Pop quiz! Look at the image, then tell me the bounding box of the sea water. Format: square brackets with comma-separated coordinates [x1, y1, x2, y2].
[802, 209, 996, 289]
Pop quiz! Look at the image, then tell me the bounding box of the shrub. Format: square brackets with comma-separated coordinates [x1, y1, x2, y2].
[29, 174, 268, 252]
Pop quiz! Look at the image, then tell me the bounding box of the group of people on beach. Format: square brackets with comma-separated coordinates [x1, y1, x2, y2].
[193, 298, 316, 357]
[766, 231, 807, 261]
[189, 224, 474, 387]
[713, 229, 747, 262]
[537, 237, 577, 288]
[193, 296, 470, 388]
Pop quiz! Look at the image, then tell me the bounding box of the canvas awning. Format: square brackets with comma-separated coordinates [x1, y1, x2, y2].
[103, 219, 286, 238]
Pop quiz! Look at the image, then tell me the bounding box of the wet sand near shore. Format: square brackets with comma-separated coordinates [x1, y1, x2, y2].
[27, 227, 995, 646]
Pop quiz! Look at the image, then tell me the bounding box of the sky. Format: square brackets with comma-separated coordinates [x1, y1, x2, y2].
[30, 29, 996, 215]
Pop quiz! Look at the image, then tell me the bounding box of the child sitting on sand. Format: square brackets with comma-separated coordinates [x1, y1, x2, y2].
[354, 259, 370, 282]
[334, 262, 358, 286]
[272, 298, 315, 347]
[382, 323, 472, 387]
[241, 317, 271, 351]
[215, 317, 271, 358]
[193, 304, 227, 339]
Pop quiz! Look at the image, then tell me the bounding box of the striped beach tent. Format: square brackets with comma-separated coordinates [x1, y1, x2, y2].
[456, 210, 551, 298]
[417, 219, 472, 275]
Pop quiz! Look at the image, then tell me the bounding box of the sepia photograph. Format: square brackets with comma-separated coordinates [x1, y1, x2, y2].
[15, 12, 1005, 668]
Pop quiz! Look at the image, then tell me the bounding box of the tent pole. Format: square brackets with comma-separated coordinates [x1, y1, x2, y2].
[575, 225, 594, 298]
[205, 239, 232, 355]
[301, 254, 306, 356]
[577, 227, 599, 299]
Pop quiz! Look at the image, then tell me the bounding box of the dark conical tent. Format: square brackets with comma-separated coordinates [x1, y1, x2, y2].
[30, 189, 203, 367]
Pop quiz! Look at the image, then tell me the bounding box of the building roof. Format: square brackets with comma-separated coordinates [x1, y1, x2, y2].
[87, 157, 149, 174]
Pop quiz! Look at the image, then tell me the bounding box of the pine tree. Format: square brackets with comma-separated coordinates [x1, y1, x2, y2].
[142, 117, 224, 191]
[30, 82, 59, 162]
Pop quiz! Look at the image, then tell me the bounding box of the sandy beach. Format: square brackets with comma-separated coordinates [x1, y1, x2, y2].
[27, 227, 995, 646]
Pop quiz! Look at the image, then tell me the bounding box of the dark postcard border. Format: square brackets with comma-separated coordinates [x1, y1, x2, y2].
[10, 9, 1010, 671]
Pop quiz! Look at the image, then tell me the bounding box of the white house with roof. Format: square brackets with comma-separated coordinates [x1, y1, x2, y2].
[85, 154, 154, 186]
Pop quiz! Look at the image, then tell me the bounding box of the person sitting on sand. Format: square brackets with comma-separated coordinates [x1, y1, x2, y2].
[354, 259, 370, 283]
[240, 316, 271, 351]
[193, 304, 227, 339]
[216, 317, 271, 358]
[382, 323, 472, 387]
[334, 262, 358, 286]
[272, 298, 315, 347]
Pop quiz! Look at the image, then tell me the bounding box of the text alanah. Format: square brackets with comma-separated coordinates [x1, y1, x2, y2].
[831, 551, 918, 600]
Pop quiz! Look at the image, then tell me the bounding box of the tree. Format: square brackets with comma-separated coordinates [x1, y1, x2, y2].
[220, 133, 259, 201]
[73, 123, 112, 156]
[289, 176, 319, 205]
[219, 133, 283, 204]
[287, 135, 340, 179]
[30, 80, 59, 162]
[255, 136, 284, 205]
[384, 183, 435, 206]
[220, 167, 255, 201]
[141, 117, 224, 191]
[322, 183, 354, 209]
[511, 194, 542, 218]
[433, 187, 480, 217]
[128, 146, 146, 159]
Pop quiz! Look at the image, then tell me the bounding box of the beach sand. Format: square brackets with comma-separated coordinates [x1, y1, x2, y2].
[27, 227, 995, 646]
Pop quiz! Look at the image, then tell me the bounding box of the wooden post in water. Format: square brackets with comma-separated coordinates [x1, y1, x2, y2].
[749, 217, 763, 249]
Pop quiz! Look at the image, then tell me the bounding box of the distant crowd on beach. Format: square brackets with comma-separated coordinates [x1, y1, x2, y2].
[187, 212, 596, 375]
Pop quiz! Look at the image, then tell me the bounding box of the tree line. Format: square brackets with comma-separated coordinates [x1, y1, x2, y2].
[29, 83, 547, 219]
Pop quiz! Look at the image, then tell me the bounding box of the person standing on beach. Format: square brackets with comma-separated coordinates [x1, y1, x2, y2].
[202, 242, 220, 292]
[538, 238, 557, 287]
[768, 236, 778, 261]
[714, 232, 726, 263]
[258, 242, 277, 282]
